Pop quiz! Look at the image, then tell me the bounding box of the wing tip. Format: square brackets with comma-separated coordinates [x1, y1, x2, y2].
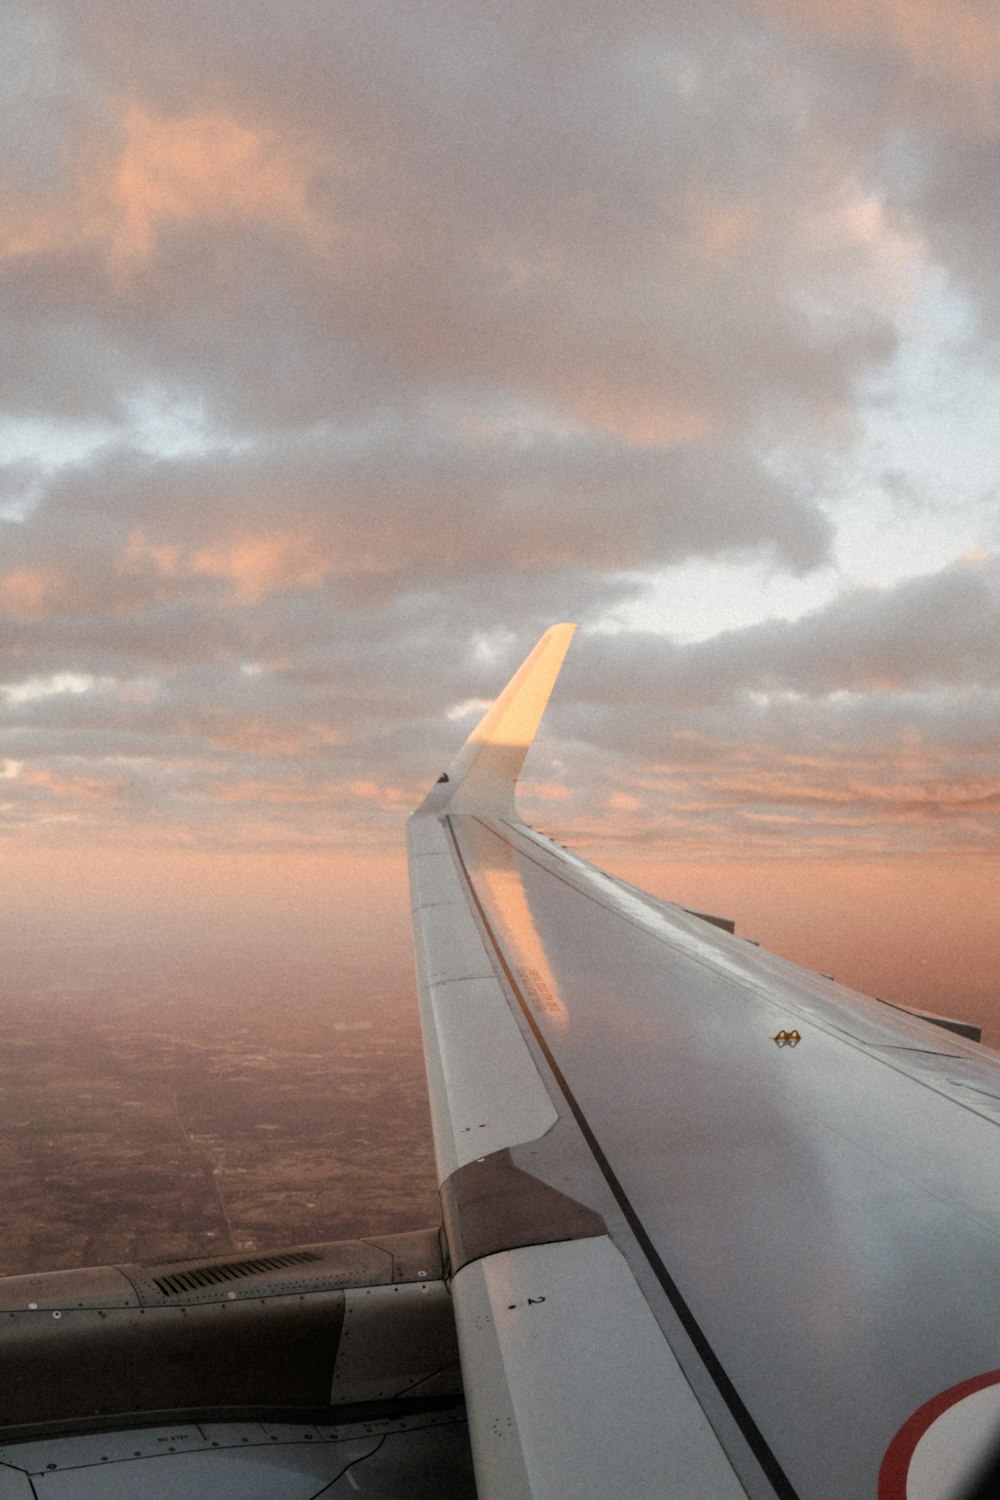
[418, 623, 577, 817]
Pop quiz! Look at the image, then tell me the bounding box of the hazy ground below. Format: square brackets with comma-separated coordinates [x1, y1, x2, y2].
[0, 939, 438, 1278]
[2, 845, 997, 1280]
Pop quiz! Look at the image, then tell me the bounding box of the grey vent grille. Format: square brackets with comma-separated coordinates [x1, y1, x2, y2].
[153, 1250, 322, 1296]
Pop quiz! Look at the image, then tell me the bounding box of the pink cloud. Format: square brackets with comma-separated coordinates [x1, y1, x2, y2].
[188, 536, 332, 603]
[1, 101, 328, 278]
[755, 0, 1000, 102]
[0, 568, 65, 621]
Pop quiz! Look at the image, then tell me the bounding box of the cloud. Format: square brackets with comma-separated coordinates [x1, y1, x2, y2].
[746, 0, 1000, 339]
[754, 0, 1000, 101]
[2, 536, 997, 857]
[0, 417, 832, 653]
[527, 557, 1000, 856]
[574, 555, 1000, 711]
[1, 0, 997, 868]
[4, 0, 915, 445]
[1, 102, 324, 273]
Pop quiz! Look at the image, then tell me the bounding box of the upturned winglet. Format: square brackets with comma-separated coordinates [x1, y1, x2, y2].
[419, 623, 576, 819]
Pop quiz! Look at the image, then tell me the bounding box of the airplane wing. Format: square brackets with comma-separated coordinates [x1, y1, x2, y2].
[4, 625, 1000, 1500]
[409, 623, 1000, 1500]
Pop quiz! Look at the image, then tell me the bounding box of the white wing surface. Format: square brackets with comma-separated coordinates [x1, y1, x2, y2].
[408, 625, 1000, 1500]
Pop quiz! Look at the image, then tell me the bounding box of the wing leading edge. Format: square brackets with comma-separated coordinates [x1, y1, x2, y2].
[409, 627, 1000, 1500]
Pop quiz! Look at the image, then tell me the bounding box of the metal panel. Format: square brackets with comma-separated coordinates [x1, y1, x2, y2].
[1, 1416, 475, 1499]
[1, 1230, 443, 1314]
[330, 1281, 461, 1404]
[420, 974, 558, 1175]
[0, 1467, 34, 1499]
[408, 812, 558, 1181]
[440, 1149, 605, 1273]
[2, 1294, 345, 1425]
[453, 1238, 748, 1500]
[0, 1267, 138, 1313]
[0, 1230, 451, 1433]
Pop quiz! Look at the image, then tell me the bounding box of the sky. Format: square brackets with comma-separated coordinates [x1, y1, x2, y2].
[2, 0, 999, 1027]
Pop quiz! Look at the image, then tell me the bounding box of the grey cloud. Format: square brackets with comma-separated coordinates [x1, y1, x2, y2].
[902, 135, 1000, 335]
[1, 418, 832, 623]
[543, 681, 1000, 861]
[571, 558, 1000, 714]
[8, 0, 902, 443]
[0, 2, 98, 197]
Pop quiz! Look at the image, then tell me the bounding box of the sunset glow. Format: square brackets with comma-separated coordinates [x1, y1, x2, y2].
[2, 0, 998, 1037]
